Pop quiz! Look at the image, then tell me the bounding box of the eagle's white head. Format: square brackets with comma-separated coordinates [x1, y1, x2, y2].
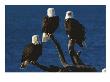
[32, 35, 40, 45]
[47, 8, 56, 17]
[65, 11, 74, 19]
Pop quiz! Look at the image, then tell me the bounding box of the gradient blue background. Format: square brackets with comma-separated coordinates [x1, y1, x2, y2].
[5, 5, 106, 72]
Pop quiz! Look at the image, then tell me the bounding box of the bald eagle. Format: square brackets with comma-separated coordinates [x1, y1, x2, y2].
[42, 8, 59, 34]
[64, 11, 85, 47]
[64, 11, 86, 65]
[20, 35, 42, 68]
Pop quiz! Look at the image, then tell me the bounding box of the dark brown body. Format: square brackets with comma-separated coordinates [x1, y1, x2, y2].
[20, 43, 42, 68]
[42, 16, 59, 34]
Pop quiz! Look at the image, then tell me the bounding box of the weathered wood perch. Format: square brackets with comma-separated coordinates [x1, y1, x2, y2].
[33, 34, 97, 72]
[33, 62, 96, 72]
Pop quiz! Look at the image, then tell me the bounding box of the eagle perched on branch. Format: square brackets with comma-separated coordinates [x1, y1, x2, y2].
[20, 35, 42, 68]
